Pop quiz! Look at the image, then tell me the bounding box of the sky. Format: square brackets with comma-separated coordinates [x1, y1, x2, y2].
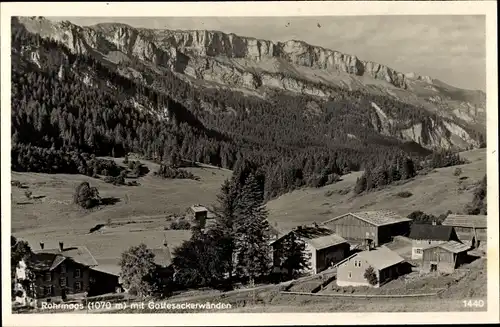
[50, 16, 486, 91]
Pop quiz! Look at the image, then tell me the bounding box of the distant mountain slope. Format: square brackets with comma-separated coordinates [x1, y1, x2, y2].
[13, 16, 485, 151]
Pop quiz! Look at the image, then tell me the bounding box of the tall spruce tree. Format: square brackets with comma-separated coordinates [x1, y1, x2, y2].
[275, 231, 311, 280]
[234, 173, 272, 284]
[209, 178, 240, 281]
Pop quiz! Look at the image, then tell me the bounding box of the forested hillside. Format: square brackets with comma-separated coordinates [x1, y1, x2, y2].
[10, 23, 475, 200]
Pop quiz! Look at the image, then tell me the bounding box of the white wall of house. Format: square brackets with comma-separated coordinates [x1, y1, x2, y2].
[336, 256, 380, 288]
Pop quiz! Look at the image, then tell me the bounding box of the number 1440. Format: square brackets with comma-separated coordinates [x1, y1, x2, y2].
[462, 299, 485, 308]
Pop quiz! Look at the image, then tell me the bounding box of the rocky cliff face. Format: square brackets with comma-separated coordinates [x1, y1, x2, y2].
[12, 16, 486, 151]
[13, 17, 416, 89]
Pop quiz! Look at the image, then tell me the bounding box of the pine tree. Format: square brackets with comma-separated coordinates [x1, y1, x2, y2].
[209, 179, 239, 280]
[275, 231, 311, 279]
[234, 173, 272, 284]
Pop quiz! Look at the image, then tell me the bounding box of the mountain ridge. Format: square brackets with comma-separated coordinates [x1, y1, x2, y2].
[18, 16, 485, 94]
[12, 16, 486, 151]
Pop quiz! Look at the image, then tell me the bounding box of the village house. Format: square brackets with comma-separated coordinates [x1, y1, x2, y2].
[186, 204, 209, 229]
[335, 245, 408, 288]
[271, 225, 350, 275]
[14, 242, 119, 307]
[420, 240, 470, 274]
[441, 214, 487, 248]
[322, 210, 412, 246]
[408, 223, 461, 260]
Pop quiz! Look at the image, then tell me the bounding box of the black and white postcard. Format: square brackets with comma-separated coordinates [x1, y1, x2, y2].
[1, 1, 498, 326]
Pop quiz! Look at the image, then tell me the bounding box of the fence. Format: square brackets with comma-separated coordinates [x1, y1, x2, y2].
[281, 289, 445, 299]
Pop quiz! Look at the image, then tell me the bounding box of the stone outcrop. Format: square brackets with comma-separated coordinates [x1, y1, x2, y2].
[12, 16, 486, 151]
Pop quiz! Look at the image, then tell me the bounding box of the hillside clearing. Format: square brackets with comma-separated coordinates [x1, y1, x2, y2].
[267, 148, 486, 233]
[11, 159, 232, 267]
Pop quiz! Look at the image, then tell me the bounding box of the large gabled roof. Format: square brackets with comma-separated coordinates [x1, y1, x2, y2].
[31, 246, 98, 270]
[335, 246, 405, 271]
[324, 210, 411, 227]
[442, 214, 487, 229]
[409, 224, 455, 241]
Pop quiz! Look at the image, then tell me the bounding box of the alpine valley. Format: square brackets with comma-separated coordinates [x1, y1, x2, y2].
[11, 16, 486, 199]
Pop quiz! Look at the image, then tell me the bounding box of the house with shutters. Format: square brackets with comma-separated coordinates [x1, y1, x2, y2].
[408, 223, 461, 260]
[13, 242, 119, 307]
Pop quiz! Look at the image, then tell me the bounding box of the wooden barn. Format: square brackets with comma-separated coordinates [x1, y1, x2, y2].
[408, 223, 460, 260]
[186, 205, 208, 229]
[335, 246, 408, 288]
[271, 225, 350, 275]
[322, 210, 411, 246]
[441, 214, 487, 248]
[421, 241, 470, 274]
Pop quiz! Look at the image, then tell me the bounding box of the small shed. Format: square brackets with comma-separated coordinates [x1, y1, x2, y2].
[441, 214, 487, 248]
[336, 246, 408, 288]
[408, 224, 459, 259]
[271, 225, 350, 275]
[323, 210, 411, 246]
[421, 240, 470, 274]
[186, 205, 208, 229]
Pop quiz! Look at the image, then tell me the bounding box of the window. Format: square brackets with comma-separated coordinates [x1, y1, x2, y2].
[75, 281, 82, 292]
[74, 269, 81, 278]
[428, 240, 432, 244]
[348, 271, 352, 279]
[60, 277, 67, 287]
[353, 260, 362, 267]
[45, 272, 51, 282]
[415, 248, 422, 254]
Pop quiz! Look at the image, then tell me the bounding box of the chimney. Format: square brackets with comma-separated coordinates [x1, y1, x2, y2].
[59, 242, 64, 252]
[40, 242, 45, 250]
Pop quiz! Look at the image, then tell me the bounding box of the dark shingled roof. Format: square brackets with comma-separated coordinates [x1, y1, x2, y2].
[30, 246, 98, 270]
[409, 224, 454, 241]
[27, 253, 66, 271]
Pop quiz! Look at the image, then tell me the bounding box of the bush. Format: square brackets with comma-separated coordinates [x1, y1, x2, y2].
[155, 165, 199, 181]
[170, 218, 191, 230]
[396, 191, 413, 198]
[24, 190, 32, 199]
[453, 168, 463, 176]
[337, 188, 351, 195]
[363, 266, 378, 286]
[73, 182, 100, 209]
